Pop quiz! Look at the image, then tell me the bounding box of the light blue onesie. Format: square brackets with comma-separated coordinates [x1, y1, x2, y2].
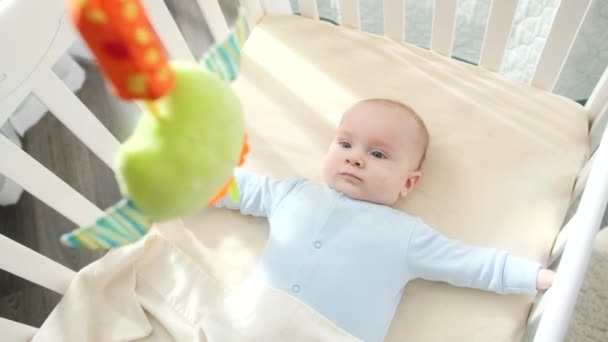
[217, 168, 540, 342]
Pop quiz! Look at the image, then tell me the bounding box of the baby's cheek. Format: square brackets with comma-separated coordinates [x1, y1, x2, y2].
[374, 173, 395, 193]
[370, 177, 400, 205]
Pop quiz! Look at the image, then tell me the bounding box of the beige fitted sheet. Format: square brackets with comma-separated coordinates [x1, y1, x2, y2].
[182, 14, 589, 341]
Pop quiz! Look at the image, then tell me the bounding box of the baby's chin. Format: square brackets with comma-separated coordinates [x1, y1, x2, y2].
[327, 178, 395, 205]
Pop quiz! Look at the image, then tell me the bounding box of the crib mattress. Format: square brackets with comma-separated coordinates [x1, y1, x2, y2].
[184, 15, 589, 341]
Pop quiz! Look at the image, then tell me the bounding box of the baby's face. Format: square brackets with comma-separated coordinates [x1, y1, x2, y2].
[323, 101, 425, 206]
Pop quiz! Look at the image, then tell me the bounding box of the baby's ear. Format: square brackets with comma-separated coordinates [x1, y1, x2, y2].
[400, 171, 422, 197]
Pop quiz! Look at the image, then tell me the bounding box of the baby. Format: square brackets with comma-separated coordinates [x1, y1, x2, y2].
[217, 98, 555, 342]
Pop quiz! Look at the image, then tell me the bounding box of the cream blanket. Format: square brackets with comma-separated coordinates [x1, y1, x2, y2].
[33, 223, 360, 342]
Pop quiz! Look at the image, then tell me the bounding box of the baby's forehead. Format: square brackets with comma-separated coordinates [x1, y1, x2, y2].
[339, 101, 427, 154]
[341, 102, 422, 134]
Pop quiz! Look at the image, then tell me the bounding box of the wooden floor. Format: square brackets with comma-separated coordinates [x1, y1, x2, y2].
[1, 0, 607, 330]
[0, 0, 238, 327]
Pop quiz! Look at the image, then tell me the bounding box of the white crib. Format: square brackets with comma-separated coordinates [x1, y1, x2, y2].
[1, 0, 607, 341]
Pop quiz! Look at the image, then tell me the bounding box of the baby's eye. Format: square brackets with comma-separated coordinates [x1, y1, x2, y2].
[371, 151, 387, 159]
[339, 141, 352, 149]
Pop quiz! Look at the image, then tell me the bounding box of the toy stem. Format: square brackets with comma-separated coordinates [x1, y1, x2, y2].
[144, 101, 161, 119]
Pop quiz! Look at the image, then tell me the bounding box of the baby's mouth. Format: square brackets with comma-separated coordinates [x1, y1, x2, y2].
[339, 172, 362, 182]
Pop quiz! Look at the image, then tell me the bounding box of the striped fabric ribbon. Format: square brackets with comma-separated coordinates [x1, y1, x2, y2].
[201, 7, 250, 82]
[60, 198, 152, 249]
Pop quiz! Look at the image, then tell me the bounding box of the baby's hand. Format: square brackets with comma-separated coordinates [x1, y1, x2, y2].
[536, 269, 555, 291]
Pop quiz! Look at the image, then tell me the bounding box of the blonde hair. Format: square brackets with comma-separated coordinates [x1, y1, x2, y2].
[361, 98, 429, 169]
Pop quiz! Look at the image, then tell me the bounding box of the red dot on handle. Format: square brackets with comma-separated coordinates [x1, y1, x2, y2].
[103, 41, 130, 60]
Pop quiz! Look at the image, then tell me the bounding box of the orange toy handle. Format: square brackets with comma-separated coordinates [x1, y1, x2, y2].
[208, 135, 250, 206]
[68, 0, 174, 100]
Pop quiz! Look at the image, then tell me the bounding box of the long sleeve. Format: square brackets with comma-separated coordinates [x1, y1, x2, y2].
[406, 221, 540, 294]
[215, 168, 302, 218]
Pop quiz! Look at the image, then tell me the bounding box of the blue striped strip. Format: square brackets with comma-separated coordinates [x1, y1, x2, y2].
[60, 197, 153, 249]
[97, 216, 132, 241]
[116, 207, 148, 236]
[224, 34, 241, 62]
[204, 58, 214, 75]
[200, 6, 249, 82]
[61, 234, 82, 248]
[216, 46, 237, 81]
[205, 52, 224, 80]
[211, 51, 230, 81]
[90, 231, 116, 248]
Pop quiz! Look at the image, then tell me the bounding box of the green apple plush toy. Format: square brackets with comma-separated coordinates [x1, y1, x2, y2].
[116, 61, 245, 221]
[61, 6, 250, 249]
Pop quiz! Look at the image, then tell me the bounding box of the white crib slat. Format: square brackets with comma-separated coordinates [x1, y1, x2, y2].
[242, 0, 266, 29]
[548, 214, 579, 266]
[574, 151, 596, 202]
[47, 17, 78, 75]
[531, 0, 592, 91]
[0, 16, 74, 127]
[299, 0, 319, 20]
[478, 0, 518, 71]
[527, 289, 549, 329]
[383, 0, 405, 41]
[196, 0, 230, 42]
[339, 0, 361, 30]
[551, 147, 603, 266]
[141, 0, 195, 61]
[0, 134, 104, 227]
[590, 105, 608, 154]
[261, 0, 293, 14]
[430, 0, 458, 57]
[586, 66, 608, 120]
[533, 121, 608, 341]
[0, 85, 30, 129]
[0, 234, 75, 295]
[33, 69, 119, 169]
[0, 317, 38, 341]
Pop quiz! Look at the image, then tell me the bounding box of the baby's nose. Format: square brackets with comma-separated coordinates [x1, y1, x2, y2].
[345, 156, 364, 167]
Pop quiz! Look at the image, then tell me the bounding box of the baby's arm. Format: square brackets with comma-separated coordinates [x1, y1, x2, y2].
[407, 221, 553, 294]
[215, 168, 300, 218]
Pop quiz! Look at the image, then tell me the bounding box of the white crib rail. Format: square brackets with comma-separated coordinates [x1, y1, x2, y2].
[586, 64, 608, 122]
[383, 0, 405, 41]
[531, 0, 593, 91]
[243, 0, 266, 27]
[261, 0, 292, 14]
[0, 233, 74, 339]
[532, 124, 608, 341]
[298, 0, 319, 20]
[33, 68, 119, 168]
[0, 234, 75, 295]
[430, 0, 458, 57]
[0, 317, 38, 341]
[590, 105, 608, 154]
[196, 0, 230, 42]
[339, 0, 361, 30]
[142, 0, 195, 61]
[478, 0, 518, 72]
[0, 134, 103, 226]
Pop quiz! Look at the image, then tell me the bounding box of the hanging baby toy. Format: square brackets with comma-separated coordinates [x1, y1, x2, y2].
[60, 0, 250, 249]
